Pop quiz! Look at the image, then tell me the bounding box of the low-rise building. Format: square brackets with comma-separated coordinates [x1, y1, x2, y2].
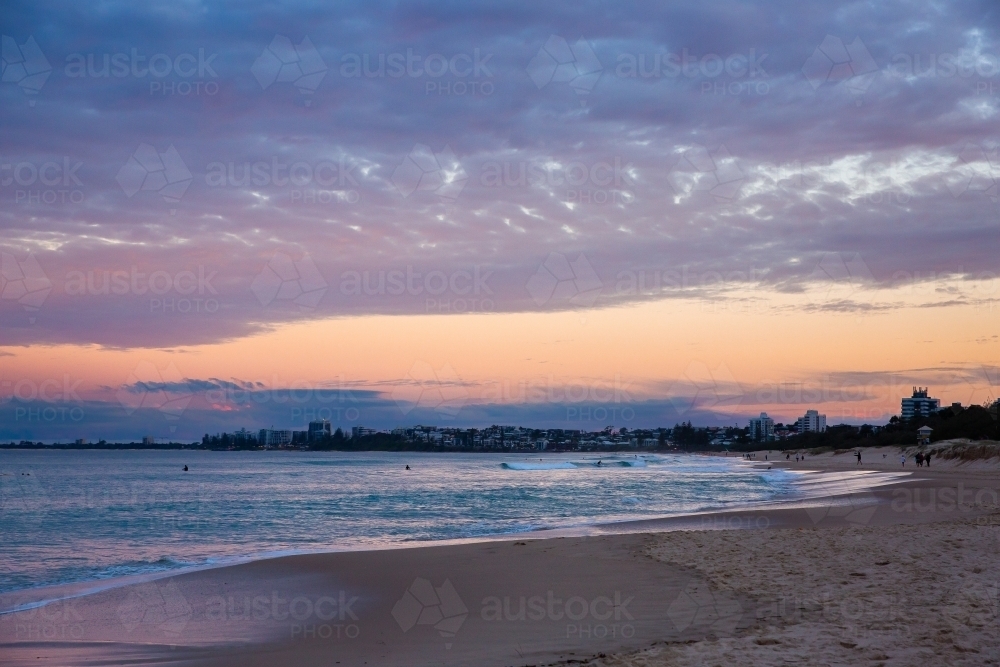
[258, 429, 292, 447]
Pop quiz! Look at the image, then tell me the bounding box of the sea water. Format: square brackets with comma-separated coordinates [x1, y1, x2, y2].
[0, 449, 798, 594]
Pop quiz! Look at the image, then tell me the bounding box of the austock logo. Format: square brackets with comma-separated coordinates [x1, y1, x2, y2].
[526, 253, 603, 307]
[0, 468, 48, 512]
[803, 482, 879, 526]
[391, 144, 468, 200]
[945, 142, 999, 202]
[251, 252, 328, 309]
[802, 35, 879, 104]
[117, 581, 192, 638]
[954, 364, 999, 411]
[0, 252, 52, 323]
[116, 143, 193, 212]
[116, 360, 193, 427]
[480, 590, 636, 640]
[1, 35, 52, 104]
[667, 579, 742, 636]
[392, 578, 468, 648]
[527, 35, 603, 102]
[391, 361, 470, 419]
[667, 144, 746, 202]
[252, 35, 328, 104]
[668, 361, 743, 418]
[947, 582, 999, 628]
[808, 252, 876, 318]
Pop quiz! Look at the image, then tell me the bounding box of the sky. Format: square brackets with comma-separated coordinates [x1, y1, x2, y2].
[1, 0, 999, 441]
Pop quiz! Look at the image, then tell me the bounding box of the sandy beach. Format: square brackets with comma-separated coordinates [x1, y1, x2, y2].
[2, 441, 998, 666]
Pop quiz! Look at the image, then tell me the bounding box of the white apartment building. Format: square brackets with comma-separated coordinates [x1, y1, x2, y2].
[258, 429, 292, 447]
[796, 409, 827, 433]
[748, 412, 774, 441]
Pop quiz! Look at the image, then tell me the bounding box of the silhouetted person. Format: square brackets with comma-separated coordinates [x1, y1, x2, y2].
[405, 465, 410, 470]
[183, 465, 188, 471]
[925, 452, 931, 467]
[856, 451, 862, 465]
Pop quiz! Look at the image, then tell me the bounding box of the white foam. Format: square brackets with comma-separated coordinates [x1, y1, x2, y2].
[501, 461, 577, 470]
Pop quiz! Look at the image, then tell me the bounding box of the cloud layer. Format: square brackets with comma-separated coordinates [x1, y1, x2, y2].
[2, 1, 999, 435]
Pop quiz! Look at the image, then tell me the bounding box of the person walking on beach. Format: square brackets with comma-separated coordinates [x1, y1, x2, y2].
[901, 454, 906, 467]
[916, 452, 923, 467]
[856, 451, 862, 465]
[925, 452, 931, 467]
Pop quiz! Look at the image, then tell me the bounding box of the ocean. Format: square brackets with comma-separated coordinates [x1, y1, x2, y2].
[0, 449, 800, 595]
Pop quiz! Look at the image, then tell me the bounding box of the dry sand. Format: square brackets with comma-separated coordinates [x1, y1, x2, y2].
[602, 512, 1000, 666]
[744, 439, 1000, 473]
[2, 444, 998, 666]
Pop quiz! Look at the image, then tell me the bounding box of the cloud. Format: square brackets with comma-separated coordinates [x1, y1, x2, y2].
[0, 2, 996, 353]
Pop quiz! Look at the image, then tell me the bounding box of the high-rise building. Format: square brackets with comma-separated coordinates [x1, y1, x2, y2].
[901, 387, 940, 420]
[796, 409, 827, 433]
[748, 412, 774, 441]
[308, 420, 331, 441]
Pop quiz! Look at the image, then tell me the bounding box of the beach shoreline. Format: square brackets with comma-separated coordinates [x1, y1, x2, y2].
[0, 459, 898, 607]
[2, 446, 998, 666]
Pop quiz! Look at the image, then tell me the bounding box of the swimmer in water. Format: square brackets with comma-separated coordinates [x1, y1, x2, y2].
[405, 465, 410, 470]
[183, 465, 188, 471]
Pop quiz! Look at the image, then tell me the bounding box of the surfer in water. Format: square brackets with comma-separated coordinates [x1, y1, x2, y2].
[183, 465, 188, 471]
[405, 465, 410, 470]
